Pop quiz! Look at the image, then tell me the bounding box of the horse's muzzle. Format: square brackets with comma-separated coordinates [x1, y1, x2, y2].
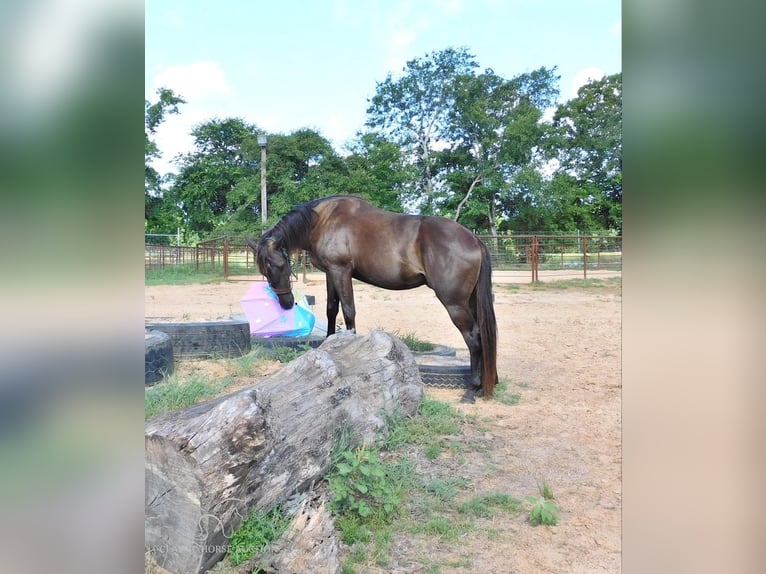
[277, 292, 295, 309]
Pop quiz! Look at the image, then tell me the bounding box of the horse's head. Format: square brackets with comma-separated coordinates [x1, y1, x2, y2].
[246, 236, 295, 309]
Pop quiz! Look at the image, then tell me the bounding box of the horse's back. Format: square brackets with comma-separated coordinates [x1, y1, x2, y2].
[312, 196, 482, 289]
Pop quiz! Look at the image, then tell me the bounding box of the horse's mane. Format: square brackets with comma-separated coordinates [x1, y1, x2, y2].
[256, 197, 333, 273]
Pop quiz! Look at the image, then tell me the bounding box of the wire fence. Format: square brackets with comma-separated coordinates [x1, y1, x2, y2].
[146, 233, 621, 283]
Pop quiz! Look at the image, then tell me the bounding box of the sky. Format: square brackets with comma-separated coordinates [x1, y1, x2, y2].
[146, 0, 621, 176]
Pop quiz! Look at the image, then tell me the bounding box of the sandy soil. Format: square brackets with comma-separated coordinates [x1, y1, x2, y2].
[145, 272, 621, 573]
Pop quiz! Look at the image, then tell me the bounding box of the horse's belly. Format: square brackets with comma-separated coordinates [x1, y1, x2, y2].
[352, 269, 426, 290]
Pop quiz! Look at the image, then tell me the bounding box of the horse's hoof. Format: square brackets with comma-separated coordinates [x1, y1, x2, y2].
[460, 394, 476, 404]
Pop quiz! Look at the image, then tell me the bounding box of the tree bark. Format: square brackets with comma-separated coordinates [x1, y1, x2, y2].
[145, 330, 423, 574]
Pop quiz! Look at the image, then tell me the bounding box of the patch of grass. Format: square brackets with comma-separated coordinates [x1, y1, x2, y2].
[526, 482, 559, 526]
[227, 504, 291, 566]
[226, 348, 271, 377]
[397, 331, 435, 352]
[494, 380, 521, 406]
[457, 492, 522, 518]
[409, 515, 474, 542]
[326, 393, 539, 572]
[269, 344, 312, 363]
[423, 478, 468, 502]
[145, 265, 223, 285]
[381, 397, 463, 462]
[529, 277, 622, 291]
[381, 398, 462, 452]
[144, 374, 230, 419]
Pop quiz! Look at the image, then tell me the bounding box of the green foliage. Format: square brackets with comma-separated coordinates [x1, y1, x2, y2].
[228, 504, 291, 566]
[144, 375, 229, 419]
[397, 331, 435, 352]
[422, 478, 467, 502]
[227, 348, 271, 377]
[366, 47, 480, 212]
[549, 73, 622, 232]
[327, 394, 529, 571]
[327, 446, 403, 526]
[145, 51, 620, 240]
[381, 398, 461, 452]
[526, 483, 559, 526]
[457, 493, 522, 517]
[269, 344, 311, 363]
[145, 87, 186, 229]
[442, 66, 560, 228]
[171, 117, 260, 234]
[409, 515, 474, 542]
[493, 380, 521, 406]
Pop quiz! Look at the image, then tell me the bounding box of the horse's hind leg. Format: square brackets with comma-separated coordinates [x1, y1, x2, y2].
[325, 274, 339, 336]
[336, 269, 357, 333]
[327, 267, 357, 334]
[444, 303, 482, 403]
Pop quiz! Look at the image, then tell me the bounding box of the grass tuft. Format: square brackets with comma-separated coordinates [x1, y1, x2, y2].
[145, 374, 230, 419]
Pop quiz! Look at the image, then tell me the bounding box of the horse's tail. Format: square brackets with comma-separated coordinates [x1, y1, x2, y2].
[476, 241, 498, 397]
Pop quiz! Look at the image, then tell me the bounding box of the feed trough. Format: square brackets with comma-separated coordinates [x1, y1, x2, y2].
[240, 281, 316, 337]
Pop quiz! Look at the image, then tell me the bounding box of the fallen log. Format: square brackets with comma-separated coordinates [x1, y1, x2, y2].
[145, 330, 423, 574]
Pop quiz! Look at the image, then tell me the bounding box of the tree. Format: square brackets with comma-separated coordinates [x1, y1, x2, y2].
[548, 73, 622, 232]
[338, 133, 411, 212]
[366, 47, 479, 213]
[169, 118, 259, 236]
[145, 88, 185, 231]
[441, 67, 559, 231]
[260, 129, 342, 218]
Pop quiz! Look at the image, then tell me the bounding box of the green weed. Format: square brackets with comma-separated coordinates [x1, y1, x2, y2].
[228, 504, 291, 566]
[327, 445, 403, 528]
[397, 331, 435, 352]
[526, 483, 559, 526]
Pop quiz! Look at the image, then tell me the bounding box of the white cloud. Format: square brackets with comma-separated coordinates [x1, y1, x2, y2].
[146, 61, 235, 177]
[148, 107, 208, 177]
[385, 28, 418, 72]
[149, 60, 231, 101]
[610, 17, 621, 40]
[570, 67, 605, 98]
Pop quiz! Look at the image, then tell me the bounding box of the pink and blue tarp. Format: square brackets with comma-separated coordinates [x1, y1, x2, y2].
[240, 281, 316, 337]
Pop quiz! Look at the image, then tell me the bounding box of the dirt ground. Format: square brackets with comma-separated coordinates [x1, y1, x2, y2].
[145, 271, 621, 573]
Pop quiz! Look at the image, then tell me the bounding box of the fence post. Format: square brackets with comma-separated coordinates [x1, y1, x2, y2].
[597, 240, 601, 269]
[582, 235, 588, 280]
[531, 235, 539, 283]
[223, 238, 230, 278]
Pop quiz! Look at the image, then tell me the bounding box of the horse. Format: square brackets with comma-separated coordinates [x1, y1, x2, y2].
[246, 195, 498, 403]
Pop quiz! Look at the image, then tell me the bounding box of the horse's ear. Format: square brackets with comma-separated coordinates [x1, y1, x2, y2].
[245, 236, 259, 251]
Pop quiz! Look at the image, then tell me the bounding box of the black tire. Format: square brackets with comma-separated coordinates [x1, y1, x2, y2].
[410, 345, 456, 357]
[413, 354, 472, 388]
[145, 329, 174, 385]
[251, 334, 326, 351]
[145, 320, 251, 360]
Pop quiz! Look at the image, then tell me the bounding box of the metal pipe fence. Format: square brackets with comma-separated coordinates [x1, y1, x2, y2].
[145, 234, 622, 283]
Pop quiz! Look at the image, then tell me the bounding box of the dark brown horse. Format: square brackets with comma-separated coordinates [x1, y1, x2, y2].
[246, 195, 498, 402]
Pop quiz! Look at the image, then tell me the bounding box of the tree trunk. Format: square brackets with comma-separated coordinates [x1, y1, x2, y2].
[145, 330, 424, 574]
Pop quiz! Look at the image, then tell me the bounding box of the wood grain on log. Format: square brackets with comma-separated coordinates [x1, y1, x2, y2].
[145, 330, 423, 574]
